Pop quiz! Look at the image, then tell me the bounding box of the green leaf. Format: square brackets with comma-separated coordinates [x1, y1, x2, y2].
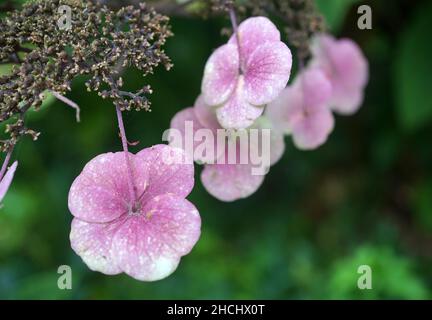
[315, 0, 360, 32]
[394, 3, 432, 131]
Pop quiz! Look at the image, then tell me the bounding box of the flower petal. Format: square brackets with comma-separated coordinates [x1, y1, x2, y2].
[216, 77, 264, 129]
[194, 95, 220, 130]
[244, 41, 292, 106]
[312, 34, 368, 114]
[265, 85, 304, 134]
[0, 161, 18, 203]
[201, 163, 265, 202]
[330, 84, 365, 115]
[111, 194, 201, 281]
[201, 158, 265, 202]
[68, 152, 149, 223]
[136, 145, 194, 200]
[298, 67, 332, 109]
[292, 107, 335, 150]
[70, 218, 123, 275]
[169, 106, 221, 164]
[251, 116, 286, 166]
[201, 44, 239, 106]
[229, 16, 281, 60]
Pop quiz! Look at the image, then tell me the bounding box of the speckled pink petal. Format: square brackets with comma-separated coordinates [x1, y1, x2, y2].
[229, 16, 281, 60]
[0, 161, 17, 203]
[201, 161, 265, 202]
[216, 77, 264, 129]
[136, 145, 194, 201]
[111, 194, 201, 281]
[70, 217, 123, 275]
[202, 44, 239, 106]
[244, 41, 292, 106]
[194, 95, 221, 130]
[292, 107, 335, 150]
[68, 152, 149, 223]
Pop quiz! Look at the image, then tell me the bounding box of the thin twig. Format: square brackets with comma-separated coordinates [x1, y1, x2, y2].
[115, 106, 137, 205]
[229, 7, 244, 73]
[50, 91, 81, 123]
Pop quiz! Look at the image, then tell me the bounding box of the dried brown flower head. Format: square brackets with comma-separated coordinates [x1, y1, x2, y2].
[0, 0, 172, 152]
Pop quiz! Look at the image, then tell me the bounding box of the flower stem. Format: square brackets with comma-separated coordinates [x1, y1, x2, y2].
[50, 91, 81, 123]
[0, 146, 14, 181]
[115, 106, 137, 205]
[229, 7, 244, 74]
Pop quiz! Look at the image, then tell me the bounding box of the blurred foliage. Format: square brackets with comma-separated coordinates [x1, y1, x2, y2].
[1, 0, 432, 300]
[315, 0, 361, 31]
[394, 1, 432, 131]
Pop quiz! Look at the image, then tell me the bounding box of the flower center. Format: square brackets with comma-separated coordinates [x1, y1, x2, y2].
[128, 200, 142, 216]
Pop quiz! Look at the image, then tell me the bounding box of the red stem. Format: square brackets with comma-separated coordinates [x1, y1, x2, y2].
[229, 8, 244, 74]
[115, 106, 137, 205]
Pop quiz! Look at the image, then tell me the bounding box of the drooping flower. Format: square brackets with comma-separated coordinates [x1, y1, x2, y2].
[0, 161, 18, 204]
[68, 145, 201, 281]
[311, 34, 369, 115]
[266, 67, 334, 150]
[170, 96, 285, 202]
[201, 17, 292, 129]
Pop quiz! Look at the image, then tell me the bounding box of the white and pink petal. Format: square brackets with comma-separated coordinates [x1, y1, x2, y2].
[70, 218, 123, 275]
[244, 41, 292, 106]
[136, 145, 195, 201]
[201, 44, 239, 106]
[229, 16, 281, 60]
[201, 162, 265, 202]
[68, 152, 148, 223]
[216, 77, 264, 129]
[111, 194, 201, 281]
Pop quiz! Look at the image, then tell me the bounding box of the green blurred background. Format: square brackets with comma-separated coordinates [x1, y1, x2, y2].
[1, 0, 432, 299]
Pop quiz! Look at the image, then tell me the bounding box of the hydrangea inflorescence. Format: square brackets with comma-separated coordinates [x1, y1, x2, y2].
[0, 0, 369, 281]
[169, 5, 368, 202]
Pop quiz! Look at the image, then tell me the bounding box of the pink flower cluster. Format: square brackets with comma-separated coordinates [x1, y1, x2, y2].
[267, 34, 369, 150]
[170, 95, 285, 202]
[66, 17, 368, 282]
[170, 20, 368, 201]
[170, 17, 290, 202]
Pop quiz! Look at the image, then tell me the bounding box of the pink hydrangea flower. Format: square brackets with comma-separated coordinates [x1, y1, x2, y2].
[311, 34, 369, 115]
[170, 96, 285, 202]
[0, 161, 18, 204]
[68, 145, 201, 281]
[266, 67, 334, 150]
[201, 17, 292, 129]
